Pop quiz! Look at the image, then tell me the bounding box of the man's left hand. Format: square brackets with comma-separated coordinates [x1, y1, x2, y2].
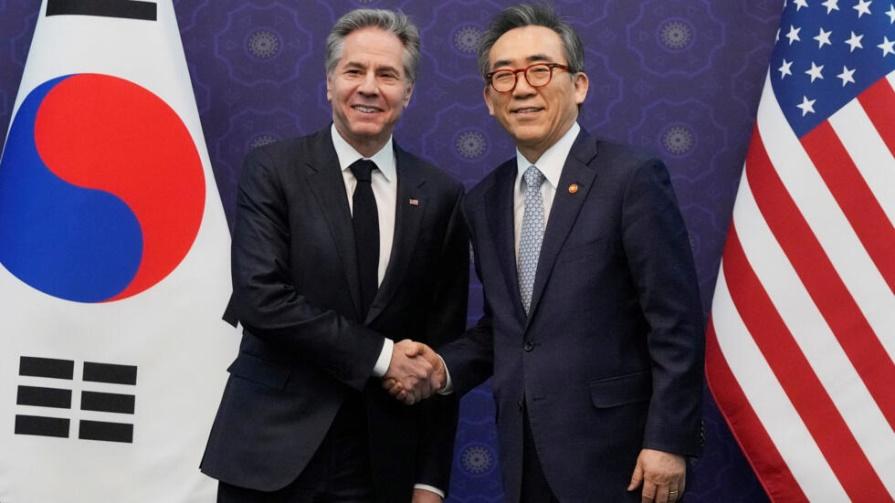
[412, 488, 443, 503]
[626, 448, 686, 503]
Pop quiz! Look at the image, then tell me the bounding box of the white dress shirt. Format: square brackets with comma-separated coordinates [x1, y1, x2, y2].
[331, 125, 443, 498]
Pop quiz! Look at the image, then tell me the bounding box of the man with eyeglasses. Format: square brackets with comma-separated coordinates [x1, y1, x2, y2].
[386, 4, 704, 503]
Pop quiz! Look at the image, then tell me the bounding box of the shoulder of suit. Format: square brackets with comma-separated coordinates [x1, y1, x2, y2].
[249, 129, 324, 159]
[461, 137, 663, 199]
[585, 137, 673, 194]
[466, 157, 515, 200]
[588, 136, 660, 168]
[398, 147, 464, 194]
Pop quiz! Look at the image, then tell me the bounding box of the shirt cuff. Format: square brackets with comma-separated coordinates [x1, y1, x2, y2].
[414, 484, 445, 499]
[436, 354, 454, 395]
[372, 338, 394, 377]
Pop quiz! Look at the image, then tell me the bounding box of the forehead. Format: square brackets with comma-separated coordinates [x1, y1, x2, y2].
[488, 25, 565, 68]
[338, 27, 405, 68]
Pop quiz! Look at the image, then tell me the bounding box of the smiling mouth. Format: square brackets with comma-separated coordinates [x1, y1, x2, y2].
[511, 107, 543, 115]
[352, 104, 383, 113]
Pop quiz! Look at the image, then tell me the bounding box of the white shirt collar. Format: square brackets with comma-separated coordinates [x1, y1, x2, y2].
[331, 123, 396, 181]
[515, 122, 581, 189]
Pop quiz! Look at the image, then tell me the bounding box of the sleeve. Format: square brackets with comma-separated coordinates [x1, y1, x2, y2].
[371, 338, 395, 377]
[437, 198, 496, 397]
[413, 186, 469, 492]
[230, 147, 386, 391]
[620, 159, 706, 457]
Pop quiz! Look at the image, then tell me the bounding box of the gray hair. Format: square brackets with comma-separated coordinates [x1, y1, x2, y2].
[477, 3, 585, 79]
[325, 9, 421, 83]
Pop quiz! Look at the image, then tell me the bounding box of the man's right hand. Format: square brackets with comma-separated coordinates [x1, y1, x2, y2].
[382, 340, 446, 404]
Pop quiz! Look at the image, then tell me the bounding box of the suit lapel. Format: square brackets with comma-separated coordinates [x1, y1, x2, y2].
[365, 145, 425, 324]
[526, 132, 599, 325]
[303, 129, 363, 319]
[485, 160, 527, 323]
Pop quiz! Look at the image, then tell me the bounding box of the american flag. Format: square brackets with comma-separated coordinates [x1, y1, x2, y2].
[705, 0, 895, 501]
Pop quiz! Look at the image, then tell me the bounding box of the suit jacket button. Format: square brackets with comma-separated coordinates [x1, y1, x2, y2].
[523, 341, 533, 352]
[517, 400, 524, 411]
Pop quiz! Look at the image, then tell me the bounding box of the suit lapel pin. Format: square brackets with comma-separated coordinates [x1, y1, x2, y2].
[409, 198, 420, 207]
[568, 183, 579, 194]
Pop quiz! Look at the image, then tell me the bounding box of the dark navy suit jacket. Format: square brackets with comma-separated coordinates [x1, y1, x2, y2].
[440, 130, 705, 503]
[200, 127, 468, 502]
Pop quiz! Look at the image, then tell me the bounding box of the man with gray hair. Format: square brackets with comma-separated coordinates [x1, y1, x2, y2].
[201, 8, 468, 502]
[387, 4, 705, 503]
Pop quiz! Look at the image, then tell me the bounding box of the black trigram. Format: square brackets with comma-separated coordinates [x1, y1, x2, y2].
[15, 356, 137, 443]
[46, 0, 157, 21]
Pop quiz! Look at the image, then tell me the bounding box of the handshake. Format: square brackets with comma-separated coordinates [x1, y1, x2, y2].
[382, 339, 448, 405]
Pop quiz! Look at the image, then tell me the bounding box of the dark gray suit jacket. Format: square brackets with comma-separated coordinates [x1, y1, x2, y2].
[201, 127, 468, 502]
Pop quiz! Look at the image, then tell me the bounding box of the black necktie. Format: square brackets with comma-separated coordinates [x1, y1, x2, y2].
[349, 159, 379, 318]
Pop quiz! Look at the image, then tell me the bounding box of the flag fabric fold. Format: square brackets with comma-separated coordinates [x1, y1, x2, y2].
[0, 1, 237, 501]
[707, 1, 895, 501]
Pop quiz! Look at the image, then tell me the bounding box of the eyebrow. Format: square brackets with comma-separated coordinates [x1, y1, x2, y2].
[492, 53, 555, 69]
[343, 60, 401, 74]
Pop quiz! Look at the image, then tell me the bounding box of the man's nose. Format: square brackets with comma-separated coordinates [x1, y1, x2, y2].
[512, 72, 536, 98]
[358, 71, 378, 95]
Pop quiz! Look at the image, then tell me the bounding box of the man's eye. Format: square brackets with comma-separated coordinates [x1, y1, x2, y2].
[493, 72, 514, 82]
[529, 67, 550, 75]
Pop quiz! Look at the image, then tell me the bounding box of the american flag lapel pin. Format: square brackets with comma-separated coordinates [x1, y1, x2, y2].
[409, 198, 420, 207]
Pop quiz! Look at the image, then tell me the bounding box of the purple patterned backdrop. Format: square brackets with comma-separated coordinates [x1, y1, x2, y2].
[0, 1, 783, 501]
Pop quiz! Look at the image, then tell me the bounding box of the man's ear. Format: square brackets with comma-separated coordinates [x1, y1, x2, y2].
[573, 72, 589, 105]
[325, 74, 333, 102]
[403, 82, 414, 108]
[483, 86, 496, 116]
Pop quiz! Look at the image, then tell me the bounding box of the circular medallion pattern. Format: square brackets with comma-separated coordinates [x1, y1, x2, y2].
[249, 134, 277, 148]
[661, 124, 696, 156]
[246, 30, 281, 59]
[453, 25, 482, 55]
[658, 19, 694, 51]
[460, 444, 495, 476]
[455, 130, 488, 159]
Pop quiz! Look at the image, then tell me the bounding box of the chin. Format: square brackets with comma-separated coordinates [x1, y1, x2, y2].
[347, 124, 385, 138]
[510, 127, 546, 144]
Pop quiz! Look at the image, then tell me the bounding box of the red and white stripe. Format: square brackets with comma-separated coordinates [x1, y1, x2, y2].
[707, 70, 895, 502]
